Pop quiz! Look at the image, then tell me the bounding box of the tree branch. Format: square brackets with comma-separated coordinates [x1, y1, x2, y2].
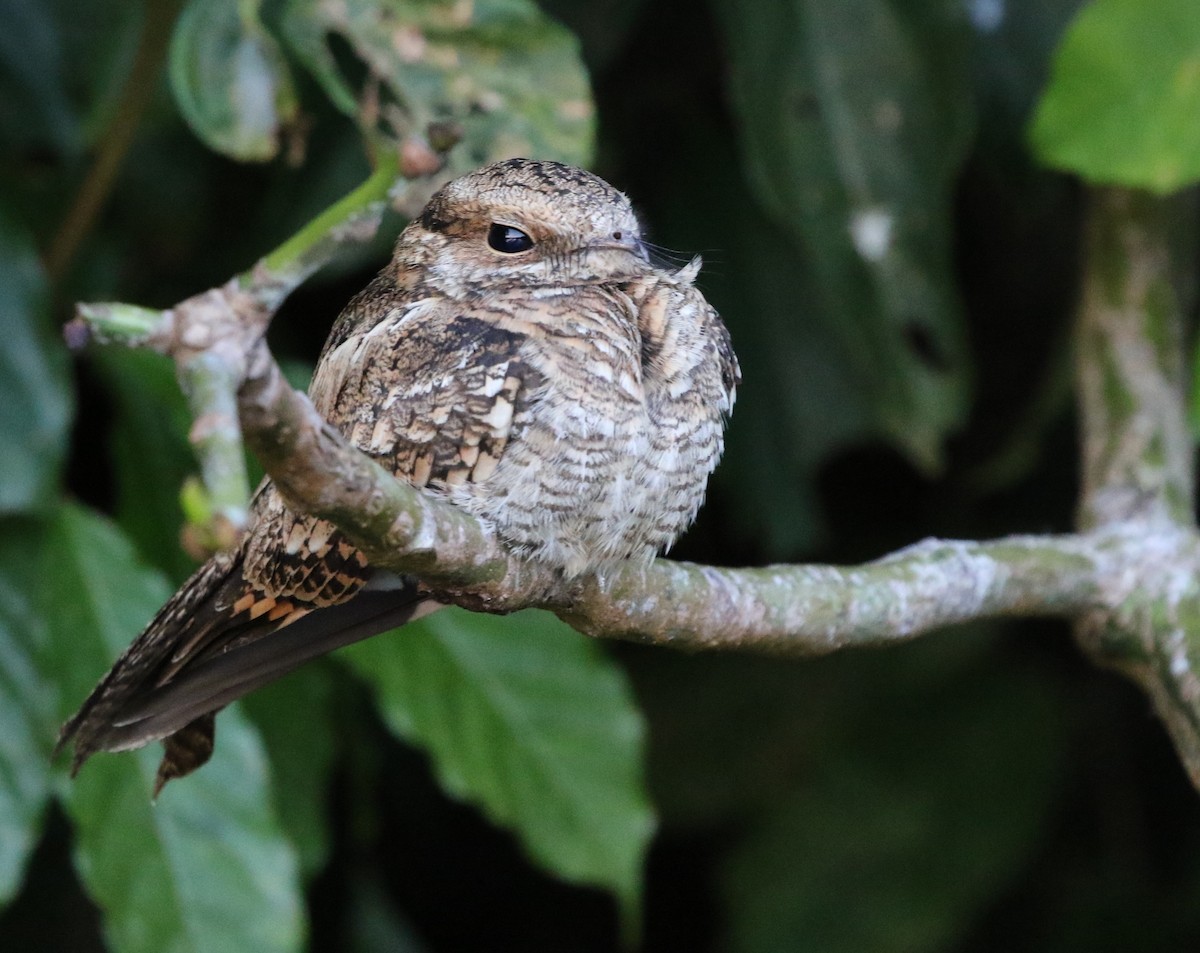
[1073, 187, 1200, 788]
[1076, 188, 1194, 529]
[67, 174, 1200, 792]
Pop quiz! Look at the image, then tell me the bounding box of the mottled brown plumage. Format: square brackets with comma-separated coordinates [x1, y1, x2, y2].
[59, 158, 740, 790]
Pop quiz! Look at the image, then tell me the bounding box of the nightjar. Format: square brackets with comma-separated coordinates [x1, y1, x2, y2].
[60, 157, 740, 791]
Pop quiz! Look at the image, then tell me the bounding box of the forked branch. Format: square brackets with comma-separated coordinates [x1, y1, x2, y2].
[68, 176, 1200, 790]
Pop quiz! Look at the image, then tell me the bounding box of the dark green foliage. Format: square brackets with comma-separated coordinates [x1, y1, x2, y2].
[2, 0, 1200, 951]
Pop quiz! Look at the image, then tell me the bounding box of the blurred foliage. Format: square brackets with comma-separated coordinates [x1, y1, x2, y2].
[714, 0, 973, 472]
[0, 215, 71, 514]
[1030, 0, 1200, 193]
[1, 0, 1200, 951]
[170, 0, 300, 161]
[278, 0, 595, 172]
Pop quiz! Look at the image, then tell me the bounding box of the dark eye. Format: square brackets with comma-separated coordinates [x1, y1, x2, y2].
[487, 223, 534, 253]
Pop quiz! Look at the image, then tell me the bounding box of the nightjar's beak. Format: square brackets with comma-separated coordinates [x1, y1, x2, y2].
[583, 234, 651, 269]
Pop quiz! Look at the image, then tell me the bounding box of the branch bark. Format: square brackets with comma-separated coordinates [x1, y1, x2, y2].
[1073, 187, 1200, 788]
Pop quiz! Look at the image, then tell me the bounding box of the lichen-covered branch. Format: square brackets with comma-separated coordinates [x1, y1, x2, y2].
[565, 534, 1118, 652]
[1075, 188, 1194, 528]
[73, 281, 1133, 646]
[1073, 187, 1200, 789]
[67, 174, 1200, 794]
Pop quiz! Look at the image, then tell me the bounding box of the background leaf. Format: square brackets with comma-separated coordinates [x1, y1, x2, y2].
[0, 520, 54, 908]
[280, 0, 594, 170]
[713, 0, 974, 470]
[720, 651, 1062, 953]
[35, 505, 305, 953]
[0, 214, 72, 515]
[342, 608, 655, 921]
[240, 666, 337, 880]
[169, 0, 299, 161]
[1030, 0, 1200, 192]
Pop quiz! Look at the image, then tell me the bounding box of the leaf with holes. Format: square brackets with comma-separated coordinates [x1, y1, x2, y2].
[713, 0, 974, 470]
[280, 0, 593, 173]
[342, 607, 654, 924]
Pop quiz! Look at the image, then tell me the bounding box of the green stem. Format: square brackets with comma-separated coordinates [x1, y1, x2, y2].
[68, 302, 168, 350]
[249, 149, 401, 306]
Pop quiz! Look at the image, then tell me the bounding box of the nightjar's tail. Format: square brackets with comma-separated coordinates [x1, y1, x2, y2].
[57, 548, 438, 793]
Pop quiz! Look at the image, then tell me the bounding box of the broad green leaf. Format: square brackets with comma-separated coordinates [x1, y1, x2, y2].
[721, 661, 1061, 953]
[280, 0, 594, 171]
[1030, 0, 1200, 193]
[0, 519, 54, 907]
[0, 214, 72, 514]
[342, 608, 654, 921]
[37, 504, 305, 953]
[170, 0, 299, 161]
[240, 666, 336, 879]
[713, 0, 973, 470]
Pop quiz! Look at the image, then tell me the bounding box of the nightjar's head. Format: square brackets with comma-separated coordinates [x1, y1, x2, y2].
[396, 158, 651, 293]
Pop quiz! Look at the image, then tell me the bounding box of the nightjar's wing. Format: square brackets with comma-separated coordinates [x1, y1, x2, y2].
[59, 288, 540, 790]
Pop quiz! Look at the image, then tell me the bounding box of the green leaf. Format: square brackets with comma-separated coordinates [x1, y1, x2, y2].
[721, 660, 1061, 953]
[280, 0, 594, 170]
[169, 0, 299, 161]
[240, 666, 337, 879]
[37, 504, 305, 953]
[713, 0, 973, 470]
[342, 608, 654, 922]
[0, 214, 72, 514]
[0, 518, 54, 907]
[1030, 0, 1200, 193]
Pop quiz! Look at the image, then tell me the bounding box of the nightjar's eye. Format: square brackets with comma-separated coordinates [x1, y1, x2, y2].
[487, 223, 534, 253]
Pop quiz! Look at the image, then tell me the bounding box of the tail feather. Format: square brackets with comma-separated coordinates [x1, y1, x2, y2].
[58, 547, 440, 787]
[107, 588, 439, 745]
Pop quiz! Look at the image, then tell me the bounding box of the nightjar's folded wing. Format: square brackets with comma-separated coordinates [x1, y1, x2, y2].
[59, 293, 540, 790]
[308, 287, 543, 490]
